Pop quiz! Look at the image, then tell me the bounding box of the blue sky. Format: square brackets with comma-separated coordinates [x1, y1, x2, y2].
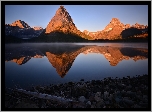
[5, 5, 148, 32]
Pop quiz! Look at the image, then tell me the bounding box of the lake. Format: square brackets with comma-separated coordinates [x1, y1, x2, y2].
[5, 43, 148, 90]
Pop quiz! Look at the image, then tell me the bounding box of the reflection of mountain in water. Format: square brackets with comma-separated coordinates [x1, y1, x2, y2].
[45, 46, 91, 77]
[5, 46, 45, 65]
[5, 44, 148, 77]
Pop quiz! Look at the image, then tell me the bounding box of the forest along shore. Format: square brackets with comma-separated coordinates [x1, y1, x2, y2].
[5, 74, 148, 108]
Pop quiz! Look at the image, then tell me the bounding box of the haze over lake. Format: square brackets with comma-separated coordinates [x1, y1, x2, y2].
[5, 43, 148, 90]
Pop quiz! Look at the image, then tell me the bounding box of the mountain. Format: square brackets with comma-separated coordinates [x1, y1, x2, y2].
[5, 20, 44, 40]
[10, 20, 31, 28]
[83, 18, 148, 40]
[33, 27, 43, 30]
[39, 5, 91, 41]
[99, 18, 124, 40]
[5, 6, 148, 42]
[45, 5, 76, 34]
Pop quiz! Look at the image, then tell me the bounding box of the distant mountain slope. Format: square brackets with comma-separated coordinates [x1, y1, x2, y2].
[5, 20, 44, 40]
[83, 18, 148, 40]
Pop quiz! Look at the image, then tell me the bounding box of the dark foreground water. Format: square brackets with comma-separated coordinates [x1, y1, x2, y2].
[5, 43, 148, 90]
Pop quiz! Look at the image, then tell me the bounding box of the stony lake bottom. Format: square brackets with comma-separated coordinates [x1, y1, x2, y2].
[4, 43, 149, 108]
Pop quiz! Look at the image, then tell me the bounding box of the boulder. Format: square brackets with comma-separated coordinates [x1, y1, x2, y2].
[78, 96, 86, 103]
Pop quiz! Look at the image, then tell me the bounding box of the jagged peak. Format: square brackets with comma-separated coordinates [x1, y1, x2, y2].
[110, 18, 121, 23]
[59, 5, 66, 11]
[11, 20, 30, 28]
[17, 19, 21, 21]
[45, 5, 76, 34]
[12, 20, 26, 24]
[56, 5, 67, 15]
[14, 20, 22, 23]
[60, 5, 64, 8]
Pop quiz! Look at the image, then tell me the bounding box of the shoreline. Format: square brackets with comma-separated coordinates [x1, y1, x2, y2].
[5, 74, 148, 108]
[5, 41, 148, 44]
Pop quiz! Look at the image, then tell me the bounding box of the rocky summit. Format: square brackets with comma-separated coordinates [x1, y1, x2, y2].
[45, 5, 90, 40]
[45, 5, 76, 33]
[99, 18, 124, 40]
[10, 20, 31, 29]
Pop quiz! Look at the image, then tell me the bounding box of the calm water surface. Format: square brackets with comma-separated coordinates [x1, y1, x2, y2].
[5, 43, 148, 89]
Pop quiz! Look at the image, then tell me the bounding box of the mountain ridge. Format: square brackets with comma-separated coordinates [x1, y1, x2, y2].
[5, 5, 148, 42]
[5, 20, 44, 39]
[83, 18, 148, 40]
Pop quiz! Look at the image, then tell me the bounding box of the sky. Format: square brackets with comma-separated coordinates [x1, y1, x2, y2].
[5, 5, 148, 32]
